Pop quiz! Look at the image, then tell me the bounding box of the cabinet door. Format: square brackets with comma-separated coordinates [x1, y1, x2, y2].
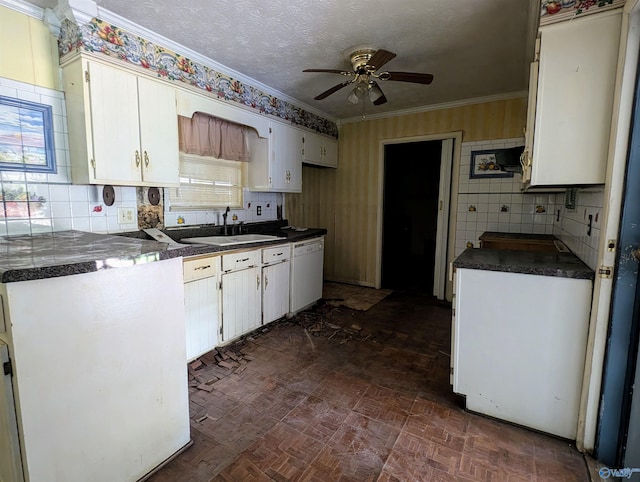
[138, 77, 180, 185]
[302, 132, 323, 165]
[0, 343, 24, 482]
[263, 260, 290, 324]
[87, 61, 142, 183]
[322, 138, 338, 168]
[221, 267, 261, 342]
[521, 60, 538, 187]
[270, 122, 302, 192]
[532, 12, 621, 186]
[184, 276, 220, 362]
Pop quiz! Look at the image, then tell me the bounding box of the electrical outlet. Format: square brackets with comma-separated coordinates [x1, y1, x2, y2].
[256, 205, 262, 216]
[118, 207, 136, 224]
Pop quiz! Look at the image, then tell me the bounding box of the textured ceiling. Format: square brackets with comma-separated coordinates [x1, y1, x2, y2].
[28, 0, 536, 120]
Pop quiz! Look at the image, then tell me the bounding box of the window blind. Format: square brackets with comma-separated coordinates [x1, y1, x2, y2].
[168, 153, 243, 210]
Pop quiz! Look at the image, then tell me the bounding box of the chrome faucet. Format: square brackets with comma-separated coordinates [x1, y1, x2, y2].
[222, 206, 230, 235]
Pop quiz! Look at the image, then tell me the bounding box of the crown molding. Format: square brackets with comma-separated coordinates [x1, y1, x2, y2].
[55, 0, 97, 25]
[339, 91, 528, 125]
[94, 6, 337, 124]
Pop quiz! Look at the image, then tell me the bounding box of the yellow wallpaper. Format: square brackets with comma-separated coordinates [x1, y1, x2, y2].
[286, 97, 527, 290]
[0, 6, 59, 90]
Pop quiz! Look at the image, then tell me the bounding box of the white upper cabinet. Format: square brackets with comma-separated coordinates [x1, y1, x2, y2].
[302, 131, 338, 168]
[62, 56, 180, 186]
[524, 11, 622, 188]
[248, 121, 302, 192]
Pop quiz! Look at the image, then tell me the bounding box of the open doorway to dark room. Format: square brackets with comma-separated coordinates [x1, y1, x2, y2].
[382, 140, 442, 292]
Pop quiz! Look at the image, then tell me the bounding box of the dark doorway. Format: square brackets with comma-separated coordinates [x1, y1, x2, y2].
[382, 140, 442, 292]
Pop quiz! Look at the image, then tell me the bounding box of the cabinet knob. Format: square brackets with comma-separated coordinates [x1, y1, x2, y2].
[144, 151, 150, 167]
[135, 150, 141, 167]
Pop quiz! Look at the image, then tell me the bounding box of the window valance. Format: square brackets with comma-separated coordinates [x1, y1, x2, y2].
[177, 112, 249, 162]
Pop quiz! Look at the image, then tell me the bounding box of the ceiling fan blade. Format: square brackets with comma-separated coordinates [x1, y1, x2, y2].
[303, 69, 353, 76]
[373, 93, 388, 106]
[367, 49, 397, 71]
[379, 71, 434, 85]
[314, 80, 355, 100]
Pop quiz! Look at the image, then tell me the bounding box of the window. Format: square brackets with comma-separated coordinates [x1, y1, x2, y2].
[167, 153, 243, 210]
[0, 96, 56, 173]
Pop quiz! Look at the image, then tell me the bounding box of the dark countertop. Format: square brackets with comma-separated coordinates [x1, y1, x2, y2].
[452, 247, 594, 280]
[0, 223, 327, 283]
[478, 232, 557, 241]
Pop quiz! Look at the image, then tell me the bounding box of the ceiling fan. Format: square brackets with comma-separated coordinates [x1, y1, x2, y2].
[303, 48, 434, 106]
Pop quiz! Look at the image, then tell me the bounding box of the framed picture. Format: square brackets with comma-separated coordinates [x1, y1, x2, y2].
[0, 96, 56, 173]
[470, 149, 514, 179]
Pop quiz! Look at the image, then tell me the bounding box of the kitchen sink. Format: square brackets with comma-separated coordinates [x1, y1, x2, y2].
[180, 234, 282, 246]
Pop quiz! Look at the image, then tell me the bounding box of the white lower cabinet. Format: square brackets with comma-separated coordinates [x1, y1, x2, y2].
[183, 255, 221, 362]
[262, 244, 291, 324]
[453, 267, 592, 439]
[0, 259, 190, 482]
[221, 250, 262, 343]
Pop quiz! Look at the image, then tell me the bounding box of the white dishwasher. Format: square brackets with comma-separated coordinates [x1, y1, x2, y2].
[290, 236, 324, 313]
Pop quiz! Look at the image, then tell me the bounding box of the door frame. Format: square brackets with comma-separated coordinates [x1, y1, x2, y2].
[577, 0, 640, 454]
[375, 131, 462, 300]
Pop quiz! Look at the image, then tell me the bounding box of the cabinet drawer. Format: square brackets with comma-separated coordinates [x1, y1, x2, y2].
[183, 255, 221, 281]
[222, 250, 260, 272]
[262, 244, 290, 264]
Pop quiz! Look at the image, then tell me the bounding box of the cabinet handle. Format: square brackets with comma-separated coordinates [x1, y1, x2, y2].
[135, 150, 141, 167]
[236, 258, 250, 263]
[194, 265, 211, 270]
[265, 275, 268, 289]
[144, 150, 150, 167]
[257, 274, 260, 289]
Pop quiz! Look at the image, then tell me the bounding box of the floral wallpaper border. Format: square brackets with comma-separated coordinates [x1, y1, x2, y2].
[58, 18, 339, 139]
[540, 0, 624, 26]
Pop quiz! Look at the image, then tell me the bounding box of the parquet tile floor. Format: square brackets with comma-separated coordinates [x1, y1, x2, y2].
[148, 288, 590, 481]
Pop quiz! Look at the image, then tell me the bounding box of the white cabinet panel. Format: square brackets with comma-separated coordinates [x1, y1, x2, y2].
[221, 266, 261, 342]
[263, 260, 290, 324]
[86, 61, 141, 183]
[184, 276, 220, 362]
[137, 76, 180, 185]
[0, 259, 189, 481]
[453, 268, 592, 439]
[526, 11, 621, 188]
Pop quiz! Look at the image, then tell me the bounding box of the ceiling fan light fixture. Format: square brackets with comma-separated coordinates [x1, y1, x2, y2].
[369, 83, 383, 103]
[347, 78, 371, 104]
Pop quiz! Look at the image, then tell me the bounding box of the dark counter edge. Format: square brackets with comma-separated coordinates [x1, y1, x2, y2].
[0, 225, 327, 284]
[452, 248, 595, 280]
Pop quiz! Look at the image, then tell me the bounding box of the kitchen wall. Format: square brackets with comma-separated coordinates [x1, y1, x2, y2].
[553, 188, 603, 270]
[454, 138, 558, 257]
[287, 97, 528, 288]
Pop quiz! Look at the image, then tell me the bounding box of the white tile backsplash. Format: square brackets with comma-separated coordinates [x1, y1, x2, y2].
[163, 188, 283, 228]
[552, 187, 603, 269]
[455, 137, 559, 256]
